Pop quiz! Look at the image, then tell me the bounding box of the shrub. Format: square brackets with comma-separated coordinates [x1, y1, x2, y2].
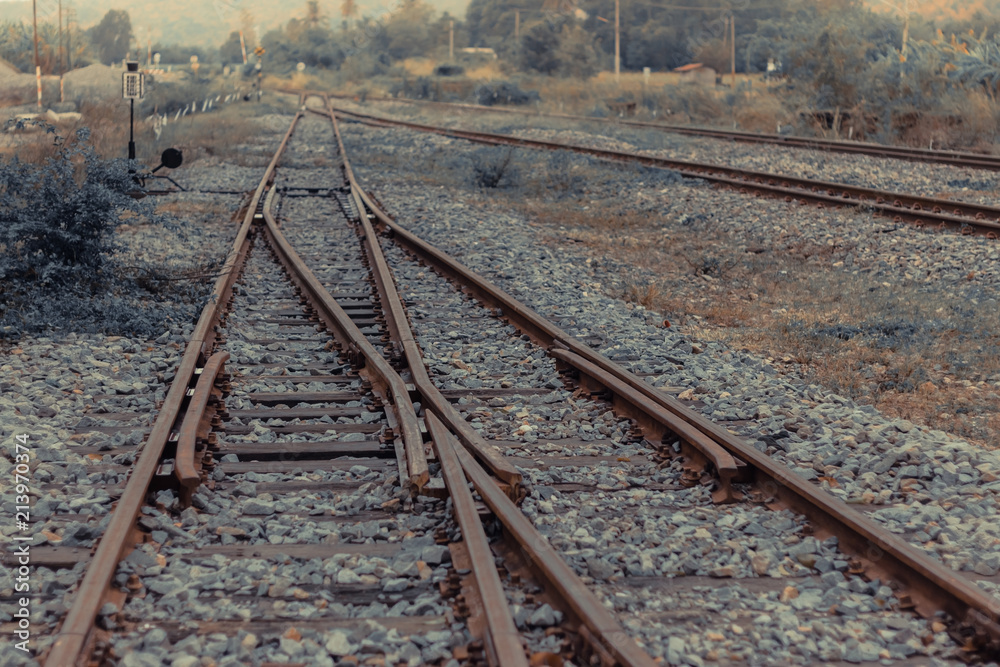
[472, 80, 540, 106]
[433, 64, 465, 76]
[468, 146, 520, 189]
[0, 126, 197, 339]
[0, 127, 148, 286]
[391, 76, 440, 100]
[145, 81, 216, 115]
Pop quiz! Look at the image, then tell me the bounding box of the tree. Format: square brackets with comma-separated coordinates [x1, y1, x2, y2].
[340, 0, 357, 32]
[376, 0, 435, 60]
[555, 24, 598, 78]
[305, 1, 326, 28]
[88, 10, 133, 65]
[518, 20, 562, 74]
[219, 31, 244, 64]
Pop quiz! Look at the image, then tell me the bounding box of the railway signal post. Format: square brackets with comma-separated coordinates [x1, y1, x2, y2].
[122, 61, 145, 164]
[254, 46, 266, 101]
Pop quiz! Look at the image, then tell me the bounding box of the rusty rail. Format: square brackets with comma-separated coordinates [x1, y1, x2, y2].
[322, 102, 659, 666]
[174, 351, 230, 506]
[44, 113, 305, 667]
[258, 190, 429, 492]
[327, 112, 523, 499]
[425, 413, 529, 666]
[326, 103, 1000, 238]
[326, 102, 1000, 658]
[312, 89, 1000, 172]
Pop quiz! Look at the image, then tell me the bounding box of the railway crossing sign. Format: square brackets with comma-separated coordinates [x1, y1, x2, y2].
[122, 61, 145, 99]
[255, 46, 266, 57]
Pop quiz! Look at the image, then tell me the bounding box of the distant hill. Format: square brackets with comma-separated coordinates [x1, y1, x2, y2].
[0, 0, 471, 48]
[865, 0, 1000, 22]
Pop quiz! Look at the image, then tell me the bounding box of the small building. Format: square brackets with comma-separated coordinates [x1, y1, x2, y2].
[459, 47, 498, 60]
[674, 63, 716, 87]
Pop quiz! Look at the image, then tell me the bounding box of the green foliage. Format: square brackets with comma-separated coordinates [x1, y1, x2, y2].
[468, 146, 520, 189]
[152, 43, 213, 66]
[516, 18, 598, 78]
[0, 20, 85, 74]
[376, 0, 436, 60]
[473, 81, 540, 106]
[0, 127, 198, 339]
[0, 127, 146, 286]
[88, 9, 133, 65]
[261, 25, 345, 72]
[219, 32, 245, 65]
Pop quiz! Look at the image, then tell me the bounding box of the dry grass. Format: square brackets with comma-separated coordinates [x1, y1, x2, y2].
[338, 98, 1000, 445]
[400, 58, 437, 76]
[511, 197, 1000, 448]
[153, 105, 265, 166]
[5, 99, 274, 178]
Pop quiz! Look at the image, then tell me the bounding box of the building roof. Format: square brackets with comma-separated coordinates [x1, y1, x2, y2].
[673, 63, 711, 73]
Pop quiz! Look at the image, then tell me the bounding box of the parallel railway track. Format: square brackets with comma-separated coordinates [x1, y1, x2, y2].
[318, 96, 1000, 658]
[314, 90, 1000, 172]
[323, 100, 1000, 239]
[8, 93, 1000, 666]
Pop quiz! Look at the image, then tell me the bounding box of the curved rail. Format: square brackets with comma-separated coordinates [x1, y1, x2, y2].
[327, 103, 1000, 238]
[259, 189, 430, 492]
[330, 109, 523, 498]
[323, 103, 659, 666]
[174, 351, 230, 505]
[325, 99, 1000, 659]
[44, 112, 305, 667]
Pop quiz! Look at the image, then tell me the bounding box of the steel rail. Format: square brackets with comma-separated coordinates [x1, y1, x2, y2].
[174, 351, 230, 505]
[327, 103, 1000, 237]
[451, 440, 659, 667]
[261, 191, 530, 666]
[259, 191, 429, 492]
[424, 412, 529, 667]
[327, 107, 1000, 658]
[43, 113, 305, 667]
[320, 98, 659, 666]
[306, 89, 1000, 171]
[322, 101, 743, 498]
[327, 113, 523, 499]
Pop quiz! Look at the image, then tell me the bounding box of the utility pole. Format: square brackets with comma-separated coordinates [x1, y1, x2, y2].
[67, 7, 73, 71]
[58, 0, 63, 74]
[901, 0, 910, 62]
[614, 0, 620, 84]
[449, 20, 454, 61]
[730, 14, 736, 88]
[58, 0, 64, 102]
[515, 9, 519, 39]
[33, 0, 41, 108]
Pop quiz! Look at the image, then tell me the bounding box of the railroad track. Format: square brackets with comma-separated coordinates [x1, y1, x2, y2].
[323, 101, 1000, 239]
[9, 95, 1000, 666]
[307, 90, 1000, 172]
[23, 106, 651, 667]
[317, 96, 1000, 659]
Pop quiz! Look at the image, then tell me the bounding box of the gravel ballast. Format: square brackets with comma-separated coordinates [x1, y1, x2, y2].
[334, 116, 1000, 663]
